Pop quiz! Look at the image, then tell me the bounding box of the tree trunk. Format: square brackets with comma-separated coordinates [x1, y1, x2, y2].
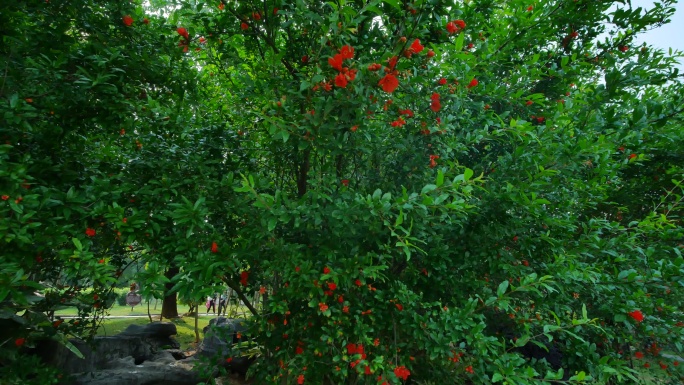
[160, 266, 179, 319]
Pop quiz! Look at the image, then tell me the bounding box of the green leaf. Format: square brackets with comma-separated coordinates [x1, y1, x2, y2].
[463, 168, 473, 181]
[491, 373, 504, 383]
[497, 280, 509, 297]
[72, 238, 83, 251]
[421, 184, 437, 194]
[268, 218, 277, 232]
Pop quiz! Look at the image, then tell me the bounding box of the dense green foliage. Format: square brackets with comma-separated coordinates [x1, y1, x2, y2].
[2, 0, 684, 384]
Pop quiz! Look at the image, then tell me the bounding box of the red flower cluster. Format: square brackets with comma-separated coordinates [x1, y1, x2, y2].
[211, 242, 218, 253]
[378, 55, 400, 93]
[467, 78, 479, 88]
[629, 309, 644, 322]
[368, 63, 382, 71]
[15, 338, 26, 348]
[177, 27, 189, 39]
[391, 116, 406, 127]
[85, 228, 96, 237]
[323, 266, 331, 274]
[429, 154, 439, 168]
[341, 179, 349, 186]
[240, 271, 249, 286]
[430, 93, 441, 112]
[328, 45, 357, 88]
[318, 302, 328, 312]
[438, 78, 447, 85]
[394, 366, 410, 380]
[404, 39, 424, 58]
[446, 19, 466, 34]
[122, 15, 134, 26]
[398, 108, 414, 118]
[177, 27, 190, 52]
[1, 195, 9, 200]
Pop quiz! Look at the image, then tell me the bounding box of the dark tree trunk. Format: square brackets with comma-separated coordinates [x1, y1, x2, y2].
[160, 266, 179, 319]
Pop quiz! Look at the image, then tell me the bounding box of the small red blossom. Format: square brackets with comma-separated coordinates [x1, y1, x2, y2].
[467, 78, 479, 88]
[240, 271, 249, 286]
[301, 55, 309, 63]
[15, 338, 26, 348]
[398, 108, 414, 117]
[295, 266, 301, 272]
[341, 179, 349, 187]
[98, 259, 105, 264]
[323, 266, 331, 274]
[240, 22, 248, 31]
[409, 39, 424, 54]
[211, 242, 219, 253]
[619, 45, 628, 52]
[296, 346, 304, 354]
[297, 374, 305, 384]
[350, 125, 358, 132]
[252, 12, 261, 21]
[339, 45, 355, 60]
[526, 100, 533, 106]
[387, 56, 398, 70]
[644, 362, 651, 368]
[629, 310, 644, 322]
[395, 303, 404, 311]
[335, 72, 348, 88]
[368, 63, 382, 71]
[343, 305, 349, 313]
[1, 195, 8, 201]
[327, 282, 337, 290]
[122, 15, 134, 26]
[465, 365, 474, 374]
[218, 2, 225, 10]
[438, 78, 447, 85]
[527, 5, 533, 11]
[394, 366, 410, 381]
[427, 49, 435, 58]
[328, 54, 344, 71]
[355, 279, 362, 286]
[177, 27, 189, 39]
[86, 228, 96, 237]
[629, 153, 637, 160]
[142, 18, 149, 25]
[273, 8, 279, 15]
[429, 154, 439, 168]
[319, 302, 328, 312]
[391, 117, 406, 127]
[430, 93, 441, 112]
[379, 74, 399, 93]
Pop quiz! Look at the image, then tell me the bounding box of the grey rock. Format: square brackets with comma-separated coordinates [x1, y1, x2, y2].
[198, 317, 253, 375]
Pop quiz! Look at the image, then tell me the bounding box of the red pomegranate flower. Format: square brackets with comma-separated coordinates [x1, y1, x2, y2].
[328, 54, 344, 71]
[409, 39, 424, 54]
[240, 271, 249, 286]
[379, 74, 399, 93]
[438, 78, 447, 85]
[323, 266, 331, 274]
[85, 228, 96, 237]
[240, 22, 248, 30]
[211, 242, 218, 253]
[177, 27, 189, 39]
[629, 310, 644, 322]
[335, 72, 348, 88]
[122, 15, 134, 26]
[394, 366, 410, 380]
[319, 302, 329, 312]
[15, 338, 26, 348]
[341, 179, 349, 186]
[467, 78, 479, 88]
[339, 45, 355, 59]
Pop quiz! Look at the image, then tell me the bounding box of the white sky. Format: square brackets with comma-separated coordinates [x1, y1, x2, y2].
[631, 0, 684, 56]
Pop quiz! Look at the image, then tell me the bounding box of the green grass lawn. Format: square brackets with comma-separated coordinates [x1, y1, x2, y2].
[96, 316, 212, 350]
[55, 301, 253, 318]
